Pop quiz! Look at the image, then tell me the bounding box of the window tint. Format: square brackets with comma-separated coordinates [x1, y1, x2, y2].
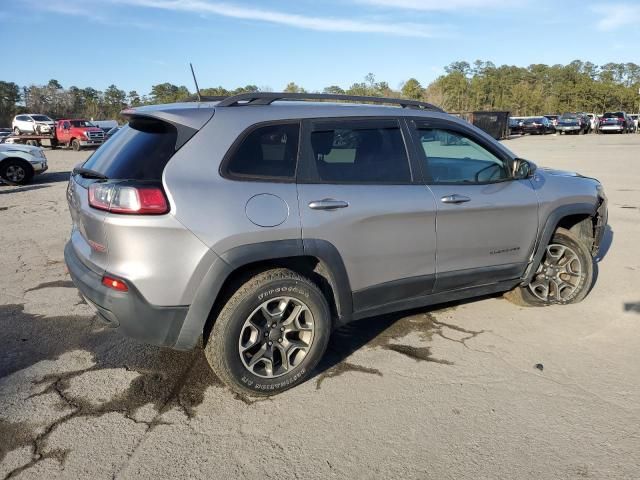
[225, 123, 299, 180]
[81, 118, 178, 180]
[308, 122, 410, 183]
[417, 129, 509, 184]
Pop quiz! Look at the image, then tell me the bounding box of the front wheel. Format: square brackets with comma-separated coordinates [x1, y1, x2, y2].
[71, 139, 81, 151]
[205, 268, 331, 396]
[13, 127, 20, 136]
[504, 228, 593, 306]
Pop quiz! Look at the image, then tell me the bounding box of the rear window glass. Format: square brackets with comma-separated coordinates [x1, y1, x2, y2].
[560, 113, 577, 119]
[224, 123, 300, 180]
[81, 118, 177, 180]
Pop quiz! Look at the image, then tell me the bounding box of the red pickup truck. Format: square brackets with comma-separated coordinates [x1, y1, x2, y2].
[56, 119, 105, 151]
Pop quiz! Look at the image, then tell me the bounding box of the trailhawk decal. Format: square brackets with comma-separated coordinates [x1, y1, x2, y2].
[490, 247, 521, 255]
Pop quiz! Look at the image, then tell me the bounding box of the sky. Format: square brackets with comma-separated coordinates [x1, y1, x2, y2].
[1, 0, 639, 95]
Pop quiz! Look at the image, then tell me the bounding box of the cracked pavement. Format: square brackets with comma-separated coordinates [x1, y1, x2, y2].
[1, 134, 640, 479]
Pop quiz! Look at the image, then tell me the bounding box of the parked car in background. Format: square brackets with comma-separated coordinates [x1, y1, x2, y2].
[521, 117, 555, 135]
[0, 143, 48, 184]
[508, 117, 524, 135]
[585, 113, 597, 132]
[64, 92, 608, 396]
[104, 125, 122, 141]
[0, 129, 11, 143]
[629, 114, 638, 132]
[598, 112, 633, 134]
[12, 114, 56, 135]
[92, 120, 119, 133]
[543, 115, 559, 127]
[555, 113, 590, 134]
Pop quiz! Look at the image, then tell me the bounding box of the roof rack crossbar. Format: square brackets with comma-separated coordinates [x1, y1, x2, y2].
[215, 92, 444, 112]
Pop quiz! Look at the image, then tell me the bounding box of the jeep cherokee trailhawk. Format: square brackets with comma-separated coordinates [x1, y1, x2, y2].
[65, 93, 608, 395]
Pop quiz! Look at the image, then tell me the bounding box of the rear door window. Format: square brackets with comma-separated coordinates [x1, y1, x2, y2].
[223, 123, 300, 181]
[302, 119, 411, 184]
[80, 118, 179, 180]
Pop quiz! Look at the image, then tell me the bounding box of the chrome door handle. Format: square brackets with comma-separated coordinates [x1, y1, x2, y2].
[308, 199, 349, 210]
[441, 194, 471, 204]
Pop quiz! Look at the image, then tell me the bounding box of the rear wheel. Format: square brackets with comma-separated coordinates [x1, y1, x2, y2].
[504, 228, 593, 307]
[205, 268, 331, 396]
[0, 159, 34, 185]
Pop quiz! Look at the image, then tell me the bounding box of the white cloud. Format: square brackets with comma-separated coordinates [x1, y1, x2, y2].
[592, 3, 640, 31]
[353, 0, 507, 11]
[104, 0, 448, 37]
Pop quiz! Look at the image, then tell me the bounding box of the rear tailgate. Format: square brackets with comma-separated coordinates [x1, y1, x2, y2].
[67, 174, 110, 275]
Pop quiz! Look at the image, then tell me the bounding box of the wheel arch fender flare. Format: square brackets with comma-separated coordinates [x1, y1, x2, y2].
[173, 239, 353, 350]
[0, 156, 35, 176]
[522, 202, 598, 285]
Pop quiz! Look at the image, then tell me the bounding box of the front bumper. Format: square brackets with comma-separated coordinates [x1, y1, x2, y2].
[592, 194, 608, 256]
[64, 241, 189, 348]
[79, 139, 104, 147]
[32, 161, 48, 173]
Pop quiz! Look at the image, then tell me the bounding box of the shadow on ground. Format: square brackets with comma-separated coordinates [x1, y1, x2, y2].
[313, 297, 490, 389]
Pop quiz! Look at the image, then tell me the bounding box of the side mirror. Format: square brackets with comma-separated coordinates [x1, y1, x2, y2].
[513, 158, 537, 179]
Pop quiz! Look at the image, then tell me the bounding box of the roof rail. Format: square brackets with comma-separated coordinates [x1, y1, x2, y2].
[215, 92, 444, 112]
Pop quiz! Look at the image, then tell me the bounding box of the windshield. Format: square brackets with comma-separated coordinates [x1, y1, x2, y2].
[70, 120, 96, 128]
[31, 115, 53, 122]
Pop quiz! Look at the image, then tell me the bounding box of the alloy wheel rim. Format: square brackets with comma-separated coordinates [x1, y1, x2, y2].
[239, 296, 315, 379]
[528, 243, 583, 302]
[5, 165, 25, 182]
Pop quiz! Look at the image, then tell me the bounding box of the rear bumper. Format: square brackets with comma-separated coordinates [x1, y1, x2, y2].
[64, 241, 189, 348]
[599, 125, 624, 131]
[556, 125, 581, 132]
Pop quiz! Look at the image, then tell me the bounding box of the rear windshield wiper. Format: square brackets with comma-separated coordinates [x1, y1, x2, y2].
[73, 167, 108, 180]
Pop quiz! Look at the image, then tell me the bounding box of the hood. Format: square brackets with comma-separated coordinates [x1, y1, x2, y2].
[540, 167, 582, 177]
[540, 167, 600, 184]
[72, 126, 103, 132]
[36, 120, 55, 125]
[0, 143, 41, 155]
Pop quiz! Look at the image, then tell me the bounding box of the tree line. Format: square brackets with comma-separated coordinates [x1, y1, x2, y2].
[1, 60, 639, 126]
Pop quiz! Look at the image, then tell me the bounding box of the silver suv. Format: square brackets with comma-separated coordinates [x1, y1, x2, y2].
[65, 93, 608, 396]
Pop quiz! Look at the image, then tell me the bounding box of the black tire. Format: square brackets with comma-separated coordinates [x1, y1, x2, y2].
[71, 139, 81, 151]
[0, 159, 34, 185]
[13, 127, 20, 136]
[504, 228, 593, 307]
[205, 268, 331, 396]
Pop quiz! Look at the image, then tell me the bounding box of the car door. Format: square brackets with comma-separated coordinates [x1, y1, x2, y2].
[407, 118, 539, 292]
[297, 117, 437, 314]
[59, 121, 71, 143]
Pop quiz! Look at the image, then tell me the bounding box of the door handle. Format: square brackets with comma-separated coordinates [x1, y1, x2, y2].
[441, 194, 471, 204]
[308, 199, 349, 210]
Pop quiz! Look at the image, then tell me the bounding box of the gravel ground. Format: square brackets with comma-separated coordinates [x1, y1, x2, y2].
[1, 133, 639, 479]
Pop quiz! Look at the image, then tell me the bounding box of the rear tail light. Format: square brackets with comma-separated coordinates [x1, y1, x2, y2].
[89, 183, 168, 215]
